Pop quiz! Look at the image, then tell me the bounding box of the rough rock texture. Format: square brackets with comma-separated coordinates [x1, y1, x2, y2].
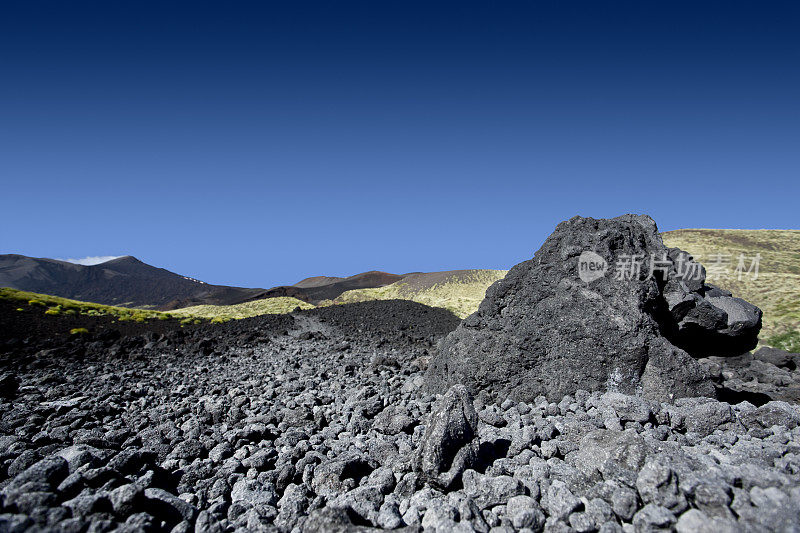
[427, 214, 762, 403]
[704, 347, 800, 404]
[665, 279, 763, 359]
[0, 300, 798, 532]
[413, 385, 479, 489]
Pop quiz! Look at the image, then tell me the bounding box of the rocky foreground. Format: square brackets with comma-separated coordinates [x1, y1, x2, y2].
[1, 301, 799, 533]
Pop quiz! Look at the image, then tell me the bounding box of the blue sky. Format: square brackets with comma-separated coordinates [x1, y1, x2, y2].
[2, 1, 798, 288]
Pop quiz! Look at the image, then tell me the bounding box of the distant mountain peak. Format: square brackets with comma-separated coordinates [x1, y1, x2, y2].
[102, 255, 139, 264]
[61, 255, 125, 266]
[0, 253, 263, 309]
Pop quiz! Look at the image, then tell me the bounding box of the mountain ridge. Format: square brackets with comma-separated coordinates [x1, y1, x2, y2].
[0, 254, 264, 310]
[2, 228, 798, 346]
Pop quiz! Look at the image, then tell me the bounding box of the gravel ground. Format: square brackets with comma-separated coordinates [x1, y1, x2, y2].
[1, 301, 799, 532]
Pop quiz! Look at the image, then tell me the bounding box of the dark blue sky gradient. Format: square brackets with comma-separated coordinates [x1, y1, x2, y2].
[2, 1, 799, 287]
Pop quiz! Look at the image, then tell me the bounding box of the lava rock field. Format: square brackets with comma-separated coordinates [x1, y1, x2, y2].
[1, 300, 799, 532]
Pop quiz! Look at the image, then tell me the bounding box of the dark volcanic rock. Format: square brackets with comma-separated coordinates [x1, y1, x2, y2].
[665, 278, 763, 359]
[427, 214, 762, 403]
[753, 346, 799, 370]
[0, 297, 797, 532]
[707, 349, 800, 404]
[0, 371, 19, 400]
[413, 385, 479, 489]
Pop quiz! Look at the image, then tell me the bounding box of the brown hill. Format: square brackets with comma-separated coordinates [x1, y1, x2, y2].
[262, 271, 404, 304]
[0, 254, 265, 310]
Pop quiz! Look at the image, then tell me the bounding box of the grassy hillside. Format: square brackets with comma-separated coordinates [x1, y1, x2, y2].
[662, 229, 800, 351]
[332, 270, 508, 318]
[171, 297, 314, 320]
[0, 287, 170, 322]
[0, 288, 312, 325]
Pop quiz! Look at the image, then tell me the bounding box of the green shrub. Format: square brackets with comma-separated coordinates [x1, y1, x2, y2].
[180, 317, 195, 326]
[765, 330, 800, 353]
[135, 316, 145, 323]
[209, 316, 226, 324]
[70, 328, 89, 335]
[1, 288, 170, 322]
[16, 307, 24, 312]
[44, 306, 61, 316]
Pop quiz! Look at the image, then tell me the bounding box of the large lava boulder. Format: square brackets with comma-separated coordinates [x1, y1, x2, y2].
[425, 214, 762, 403]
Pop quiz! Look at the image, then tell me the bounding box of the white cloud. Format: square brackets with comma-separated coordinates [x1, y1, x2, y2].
[61, 255, 122, 266]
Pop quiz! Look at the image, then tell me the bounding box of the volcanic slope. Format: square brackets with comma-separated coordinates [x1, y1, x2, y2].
[262, 271, 405, 304]
[333, 269, 508, 318]
[0, 254, 265, 310]
[0, 288, 311, 342]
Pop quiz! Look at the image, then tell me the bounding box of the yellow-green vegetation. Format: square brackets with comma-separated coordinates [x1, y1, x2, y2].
[335, 270, 508, 318]
[172, 297, 314, 321]
[662, 229, 800, 346]
[1, 288, 167, 322]
[1, 288, 313, 325]
[766, 331, 800, 353]
[70, 328, 89, 335]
